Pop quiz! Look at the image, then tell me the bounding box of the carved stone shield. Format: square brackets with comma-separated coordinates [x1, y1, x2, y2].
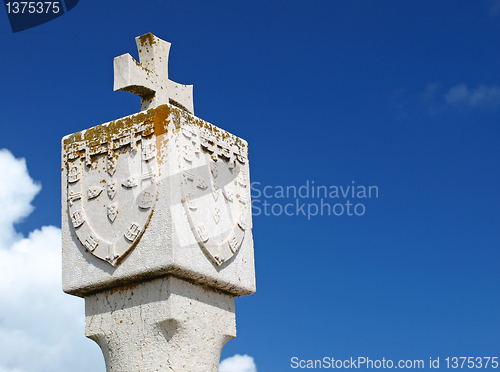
[65, 121, 158, 266]
[178, 123, 249, 265]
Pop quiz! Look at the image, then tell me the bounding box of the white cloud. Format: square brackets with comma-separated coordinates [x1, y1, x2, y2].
[219, 354, 257, 372]
[0, 149, 104, 372]
[0, 367, 23, 372]
[444, 84, 500, 107]
[444, 84, 470, 103]
[0, 149, 41, 249]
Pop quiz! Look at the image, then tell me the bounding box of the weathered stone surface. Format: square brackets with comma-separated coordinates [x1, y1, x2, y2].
[114, 33, 194, 113]
[86, 276, 235, 372]
[62, 34, 255, 372]
[61, 103, 255, 297]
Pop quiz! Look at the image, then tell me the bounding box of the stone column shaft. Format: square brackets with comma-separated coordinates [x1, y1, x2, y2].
[85, 276, 236, 372]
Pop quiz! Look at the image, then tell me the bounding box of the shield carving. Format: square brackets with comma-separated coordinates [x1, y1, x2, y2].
[65, 121, 158, 266]
[178, 123, 249, 266]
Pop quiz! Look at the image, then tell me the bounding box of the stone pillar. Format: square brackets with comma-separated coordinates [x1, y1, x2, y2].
[85, 277, 236, 371]
[62, 34, 255, 372]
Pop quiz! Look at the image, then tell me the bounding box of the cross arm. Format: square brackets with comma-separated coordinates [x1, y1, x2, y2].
[113, 53, 164, 111]
[167, 81, 194, 114]
[113, 33, 194, 114]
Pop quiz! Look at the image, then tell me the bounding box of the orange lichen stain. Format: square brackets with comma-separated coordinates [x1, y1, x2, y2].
[138, 33, 156, 47]
[151, 104, 171, 136]
[63, 105, 172, 155]
[64, 132, 83, 147]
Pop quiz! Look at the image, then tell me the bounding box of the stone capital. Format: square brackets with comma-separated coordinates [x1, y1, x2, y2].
[62, 104, 255, 297]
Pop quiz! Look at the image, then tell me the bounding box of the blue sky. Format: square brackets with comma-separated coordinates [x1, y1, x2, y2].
[1, 1, 500, 371]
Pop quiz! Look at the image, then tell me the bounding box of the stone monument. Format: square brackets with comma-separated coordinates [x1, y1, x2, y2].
[61, 33, 255, 371]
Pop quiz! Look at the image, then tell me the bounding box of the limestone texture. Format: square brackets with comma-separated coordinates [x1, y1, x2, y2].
[86, 277, 236, 372]
[62, 34, 255, 372]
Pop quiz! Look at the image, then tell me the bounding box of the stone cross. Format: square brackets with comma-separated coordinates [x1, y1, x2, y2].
[114, 33, 194, 113]
[62, 33, 255, 371]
